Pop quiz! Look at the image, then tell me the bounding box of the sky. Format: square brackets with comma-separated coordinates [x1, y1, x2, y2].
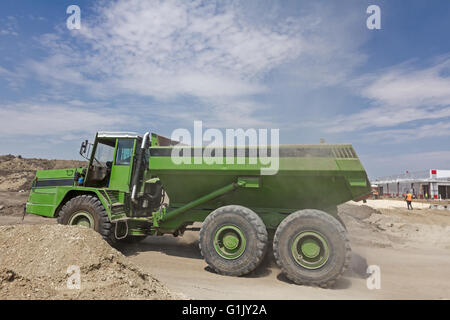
[0, 0, 449, 179]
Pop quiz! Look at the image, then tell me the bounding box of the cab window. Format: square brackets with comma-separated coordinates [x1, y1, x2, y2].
[115, 139, 135, 165]
[93, 141, 115, 166]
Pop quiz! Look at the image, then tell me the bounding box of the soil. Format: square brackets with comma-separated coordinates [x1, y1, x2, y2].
[0, 225, 183, 300]
[339, 201, 450, 250]
[0, 224, 177, 300]
[0, 154, 86, 192]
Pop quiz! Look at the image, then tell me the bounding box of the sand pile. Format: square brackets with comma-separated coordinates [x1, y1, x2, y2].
[0, 155, 86, 192]
[338, 203, 395, 248]
[0, 191, 29, 216]
[0, 224, 175, 300]
[338, 202, 450, 250]
[338, 203, 382, 220]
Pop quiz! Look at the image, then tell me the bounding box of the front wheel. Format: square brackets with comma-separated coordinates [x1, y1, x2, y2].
[199, 205, 268, 276]
[57, 195, 115, 245]
[273, 209, 351, 287]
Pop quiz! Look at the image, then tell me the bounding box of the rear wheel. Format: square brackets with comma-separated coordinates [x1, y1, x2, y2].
[57, 195, 115, 245]
[199, 205, 268, 276]
[273, 209, 351, 287]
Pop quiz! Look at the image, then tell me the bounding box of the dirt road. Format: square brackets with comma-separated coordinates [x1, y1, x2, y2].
[117, 231, 450, 299]
[2, 193, 449, 300]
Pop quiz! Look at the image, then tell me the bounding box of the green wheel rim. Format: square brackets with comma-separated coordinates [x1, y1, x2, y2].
[68, 211, 94, 229]
[214, 225, 246, 260]
[291, 231, 329, 269]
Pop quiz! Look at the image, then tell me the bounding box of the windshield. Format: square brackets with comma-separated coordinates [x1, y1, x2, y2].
[93, 142, 115, 166]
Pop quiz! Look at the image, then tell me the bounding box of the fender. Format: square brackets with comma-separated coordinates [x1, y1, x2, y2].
[27, 186, 113, 219]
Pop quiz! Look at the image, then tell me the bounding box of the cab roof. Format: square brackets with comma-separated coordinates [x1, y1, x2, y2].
[97, 131, 142, 139]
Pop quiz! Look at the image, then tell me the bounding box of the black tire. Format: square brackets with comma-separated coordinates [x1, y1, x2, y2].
[273, 209, 351, 288]
[199, 205, 268, 276]
[57, 195, 115, 245]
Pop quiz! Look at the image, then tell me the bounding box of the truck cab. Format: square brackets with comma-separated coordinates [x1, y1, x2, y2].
[82, 132, 141, 192]
[26, 131, 163, 232]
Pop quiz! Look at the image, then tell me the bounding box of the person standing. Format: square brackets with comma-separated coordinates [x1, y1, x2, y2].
[405, 191, 413, 210]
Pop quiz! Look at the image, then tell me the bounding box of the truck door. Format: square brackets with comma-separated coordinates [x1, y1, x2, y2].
[108, 138, 136, 192]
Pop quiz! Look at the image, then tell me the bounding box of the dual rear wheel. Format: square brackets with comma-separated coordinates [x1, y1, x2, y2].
[199, 206, 350, 287]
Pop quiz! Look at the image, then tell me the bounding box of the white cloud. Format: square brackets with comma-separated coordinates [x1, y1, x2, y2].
[155, 98, 274, 129]
[279, 3, 368, 88]
[325, 57, 450, 134]
[361, 58, 450, 108]
[0, 102, 134, 136]
[0, 65, 24, 88]
[0, 30, 18, 36]
[29, 0, 303, 101]
[1, 0, 373, 131]
[0, 66, 12, 75]
[8, 0, 318, 129]
[0, 16, 19, 36]
[362, 121, 450, 144]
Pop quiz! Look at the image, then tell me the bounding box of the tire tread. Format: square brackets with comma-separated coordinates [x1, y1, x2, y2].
[199, 205, 268, 276]
[273, 209, 351, 288]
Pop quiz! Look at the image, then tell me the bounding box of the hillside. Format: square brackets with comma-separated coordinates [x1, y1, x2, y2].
[0, 155, 87, 192]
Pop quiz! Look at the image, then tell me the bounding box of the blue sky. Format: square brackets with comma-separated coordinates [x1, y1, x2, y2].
[1, 0, 449, 179]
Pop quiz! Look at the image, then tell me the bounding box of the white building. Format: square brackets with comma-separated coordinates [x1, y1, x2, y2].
[373, 169, 450, 200]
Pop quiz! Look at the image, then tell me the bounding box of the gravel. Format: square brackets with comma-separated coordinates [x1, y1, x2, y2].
[0, 224, 176, 300]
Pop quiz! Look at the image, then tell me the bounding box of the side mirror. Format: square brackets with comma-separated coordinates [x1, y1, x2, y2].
[79, 140, 92, 160]
[79, 140, 88, 156]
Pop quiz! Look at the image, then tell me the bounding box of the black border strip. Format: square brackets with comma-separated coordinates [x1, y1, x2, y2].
[35, 178, 74, 187]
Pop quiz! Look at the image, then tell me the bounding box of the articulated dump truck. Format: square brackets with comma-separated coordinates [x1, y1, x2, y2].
[26, 131, 371, 287]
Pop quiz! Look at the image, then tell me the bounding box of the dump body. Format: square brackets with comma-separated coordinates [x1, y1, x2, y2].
[149, 144, 371, 231]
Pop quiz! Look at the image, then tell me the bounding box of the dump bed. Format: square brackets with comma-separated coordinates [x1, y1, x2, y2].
[148, 144, 371, 213]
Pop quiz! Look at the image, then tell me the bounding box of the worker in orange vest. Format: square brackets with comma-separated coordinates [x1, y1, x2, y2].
[405, 191, 413, 210]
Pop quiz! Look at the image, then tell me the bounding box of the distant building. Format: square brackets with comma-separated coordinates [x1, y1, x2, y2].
[372, 169, 450, 200]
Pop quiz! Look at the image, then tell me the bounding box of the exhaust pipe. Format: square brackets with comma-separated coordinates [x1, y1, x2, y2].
[131, 132, 150, 203]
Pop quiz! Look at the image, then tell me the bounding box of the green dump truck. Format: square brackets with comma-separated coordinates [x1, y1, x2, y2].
[26, 131, 371, 287]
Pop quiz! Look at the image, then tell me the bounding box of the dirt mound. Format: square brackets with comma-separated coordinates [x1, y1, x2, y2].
[0, 191, 29, 216]
[338, 202, 450, 250]
[0, 154, 86, 192]
[338, 203, 381, 220]
[338, 203, 395, 248]
[0, 224, 176, 300]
